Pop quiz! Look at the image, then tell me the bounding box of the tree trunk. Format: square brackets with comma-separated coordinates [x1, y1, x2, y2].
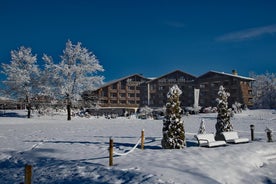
[27, 105, 31, 118]
[26, 95, 31, 118]
[67, 103, 71, 121]
[66, 93, 71, 121]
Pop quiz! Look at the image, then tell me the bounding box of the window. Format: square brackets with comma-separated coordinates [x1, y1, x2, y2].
[158, 78, 166, 83]
[168, 78, 176, 83]
[120, 81, 127, 89]
[102, 91, 108, 97]
[128, 93, 135, 98]
[128, 100, 135, 104]
[119, 93, 126, 97]
[119, 100, 126, 104]
[111, 100, 117, 104]
[128, 86, 135, 90]
[100, 100, 108, 104]
[111, 93, 117, 97]
[112, 84, 117, 89]
[178, 78, 186, 82]
[150, 84, 156, 90]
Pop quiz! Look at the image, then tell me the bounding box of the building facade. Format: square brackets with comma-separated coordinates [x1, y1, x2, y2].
[140, 70, 196, 107]
[195, 71, 254, 108]
[90, 70, 254, 110]
[91, 74, 150, 110]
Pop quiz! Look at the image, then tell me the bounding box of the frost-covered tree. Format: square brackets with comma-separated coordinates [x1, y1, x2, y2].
[232, 101, 242, 113]
[138, 106, 153, 119]
[1, 46, 40, 118]
[55, 40, 104, 120]
[39, 54, 60, 97]
[215, 85, 233, 140]
[161, 84, 186, 149]
[250, 72, 276, 109]
[33, 54, 62, 112]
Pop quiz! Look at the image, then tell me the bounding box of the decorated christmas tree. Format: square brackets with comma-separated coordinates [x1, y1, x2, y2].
[161, 85, 186, 149]
[215, 85, 233, 140]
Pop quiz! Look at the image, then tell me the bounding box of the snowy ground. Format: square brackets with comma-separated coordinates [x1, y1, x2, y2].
[0, 109, 275, 184]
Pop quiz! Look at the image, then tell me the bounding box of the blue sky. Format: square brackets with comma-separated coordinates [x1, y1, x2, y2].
[1, 0, 276, 83]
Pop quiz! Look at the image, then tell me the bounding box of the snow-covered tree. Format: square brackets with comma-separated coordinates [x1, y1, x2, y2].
[30, 54, 63, 113]
[215, 85, 233, 140]
[55, 40, 104, 120]
[161, 84, 186, 149]
[250, 72, 276, 109]
[138, 106, 153, 118]
[198, 119, 206, 134]
[1, 46, 40, 118]
[39, 54, 61, 98]
[232, 101, 242, 113]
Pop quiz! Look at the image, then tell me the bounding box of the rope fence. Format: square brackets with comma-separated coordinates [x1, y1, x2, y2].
[113, 138, 142, 156]
[109, 129, 144, 166]
[19, 124, 272, 182]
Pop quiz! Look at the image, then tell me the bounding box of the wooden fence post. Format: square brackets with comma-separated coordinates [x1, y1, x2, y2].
[109, 138, 113, 166]
[141, 129, 144, 150]
[24, 164, 32, 184]
[250, 124, 255, 141]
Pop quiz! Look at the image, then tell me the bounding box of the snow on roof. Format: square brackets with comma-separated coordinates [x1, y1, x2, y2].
[198, 71, 255, 81]
[95, 70, 254, 91]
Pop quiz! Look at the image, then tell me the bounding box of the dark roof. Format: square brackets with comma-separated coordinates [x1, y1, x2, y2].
[147, 70, 196, 83]
[95, 74, 149, 90]
[197, 71, 255, 81]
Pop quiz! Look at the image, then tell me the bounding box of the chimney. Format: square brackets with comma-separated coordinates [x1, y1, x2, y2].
[232, 69, 238, 76]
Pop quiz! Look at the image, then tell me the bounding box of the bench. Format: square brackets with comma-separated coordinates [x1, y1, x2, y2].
[195, 133, 226, 147]
[221, 131, 249, 144]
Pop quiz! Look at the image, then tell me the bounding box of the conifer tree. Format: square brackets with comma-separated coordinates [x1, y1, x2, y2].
[161, 85, 186, 149]
[215, 85, 233, 140]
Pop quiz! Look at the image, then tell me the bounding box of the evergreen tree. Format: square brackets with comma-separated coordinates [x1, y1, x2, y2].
[215, 85, 233, 140]
[161, 85, 186, 149]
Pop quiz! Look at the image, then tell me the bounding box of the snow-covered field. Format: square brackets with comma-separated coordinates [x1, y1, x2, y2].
[0, 109, 275, 184]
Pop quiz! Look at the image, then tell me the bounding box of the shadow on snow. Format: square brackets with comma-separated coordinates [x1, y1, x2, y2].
[0, 148, 157, 184]
[0, 111, 27, 118]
